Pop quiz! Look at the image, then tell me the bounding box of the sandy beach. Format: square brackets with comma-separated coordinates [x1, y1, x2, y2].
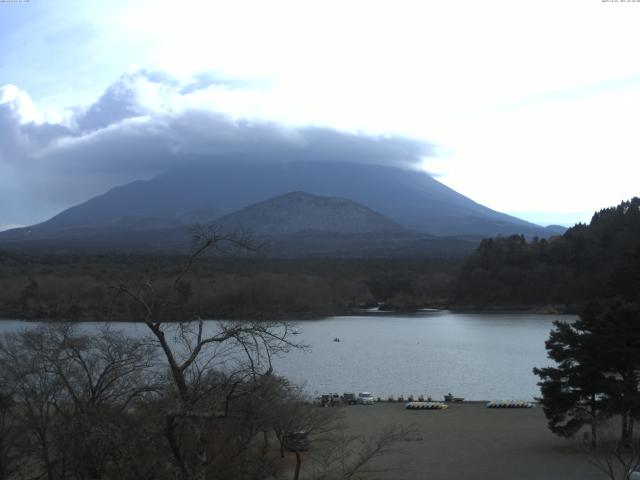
[332, 402, 603, 480]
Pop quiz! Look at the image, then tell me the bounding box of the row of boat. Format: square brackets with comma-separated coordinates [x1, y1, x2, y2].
[486, 400, 535, 408]
[405, 402, 449, 410]
[404, 400, 536, 410]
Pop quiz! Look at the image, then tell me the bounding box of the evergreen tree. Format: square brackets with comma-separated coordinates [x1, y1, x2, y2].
[534, 316, 609, 446]
[586, 301, 640, 444]
[535, 300, 640, 445]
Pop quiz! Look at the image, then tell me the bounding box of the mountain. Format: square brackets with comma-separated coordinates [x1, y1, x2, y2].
[212, 191, 478, 257]
[16, 162, 550, 232]
[215, 191, 403, 235]
[0, 189, 479, 257]
[0, 162, 559, 255]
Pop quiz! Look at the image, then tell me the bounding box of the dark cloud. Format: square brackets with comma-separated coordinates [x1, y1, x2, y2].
[72, 72, 149, 133]
[22, 122, 73, 149]
[0, 101, 22, 162]
[44, 111, 430, 179]
[0, 87, 72, 163]
[0, 71, 432, 226]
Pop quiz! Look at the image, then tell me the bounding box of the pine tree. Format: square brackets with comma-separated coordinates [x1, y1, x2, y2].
[535, 300, 640, 446]
[534, 316, 608, 446]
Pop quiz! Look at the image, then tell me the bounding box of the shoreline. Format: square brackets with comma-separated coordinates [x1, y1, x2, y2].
[0, 305, 577, 323]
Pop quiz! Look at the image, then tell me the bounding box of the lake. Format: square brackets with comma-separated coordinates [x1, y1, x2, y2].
[270, 311, 574, 401]
[0, 311, 574, 401]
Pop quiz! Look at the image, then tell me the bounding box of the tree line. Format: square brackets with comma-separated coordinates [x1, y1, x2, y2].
[0, 251, 459, 321]
[454, 197, 640, 311]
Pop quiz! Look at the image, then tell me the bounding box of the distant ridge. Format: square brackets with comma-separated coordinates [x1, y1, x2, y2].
[21, 162, 552, 234]
[0, 162, 561, 256]
[544, 225, 569, 236]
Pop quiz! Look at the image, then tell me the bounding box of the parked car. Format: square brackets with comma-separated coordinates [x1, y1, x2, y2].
[320, 393, 340, 407]
[357, 392, 375, 405]
[342, 392, 357, 405]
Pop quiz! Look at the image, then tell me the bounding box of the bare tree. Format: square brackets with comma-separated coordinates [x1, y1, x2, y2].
[270, 393, 338, 460]
[0, 388, 21, 480]
[0, 327, 67, 480]
[0, 324, 158, 480]
[113, 226, 302, 480]
[266, 386, 341, 480]
[307, 425, 418, 480]
[582, 423, 640, 480]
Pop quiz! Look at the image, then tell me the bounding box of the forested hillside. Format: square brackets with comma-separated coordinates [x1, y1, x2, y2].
[453, 198, 640, 310]
[0, 253, 458, 320]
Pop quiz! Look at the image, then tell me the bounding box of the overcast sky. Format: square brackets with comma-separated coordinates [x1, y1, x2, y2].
[1, 0, 639, 228]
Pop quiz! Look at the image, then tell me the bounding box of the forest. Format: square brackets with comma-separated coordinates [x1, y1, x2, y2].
[453, 198, 640, 311]
[0, 251, 459, 321]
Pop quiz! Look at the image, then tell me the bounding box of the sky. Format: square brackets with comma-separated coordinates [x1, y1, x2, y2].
[1, 0, 639, 229]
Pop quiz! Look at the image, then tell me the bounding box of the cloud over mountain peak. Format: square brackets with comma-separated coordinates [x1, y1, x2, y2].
[0, 69, 432, 226]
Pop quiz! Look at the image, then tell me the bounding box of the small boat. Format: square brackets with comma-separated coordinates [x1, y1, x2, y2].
[444, 393, 464, 402]
[333, 337, 340, 342]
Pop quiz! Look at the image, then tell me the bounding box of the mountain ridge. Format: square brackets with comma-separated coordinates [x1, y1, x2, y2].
[0, 162, 565, 256]
[27, 162, 551, 235]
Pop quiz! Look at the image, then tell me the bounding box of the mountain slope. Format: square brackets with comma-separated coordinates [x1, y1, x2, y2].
[21, 162, 550, 238]
[0, 190, 480, 257]
[215, 191, 403, 235]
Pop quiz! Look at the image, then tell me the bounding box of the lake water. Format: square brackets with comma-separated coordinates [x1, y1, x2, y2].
[0, 311, 574, 401]
[271, 311, 575, 401]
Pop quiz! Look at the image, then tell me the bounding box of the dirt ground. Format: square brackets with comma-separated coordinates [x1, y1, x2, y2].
[330, 402, 605, 480]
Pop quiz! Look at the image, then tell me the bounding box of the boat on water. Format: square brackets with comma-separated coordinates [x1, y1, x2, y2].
[444, 393, 464, 402]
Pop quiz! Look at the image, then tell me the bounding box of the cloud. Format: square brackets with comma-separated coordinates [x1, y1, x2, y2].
[0, 70, 432, 225]
[72, 74, 146, 133]
[0, 85, 71, 162]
